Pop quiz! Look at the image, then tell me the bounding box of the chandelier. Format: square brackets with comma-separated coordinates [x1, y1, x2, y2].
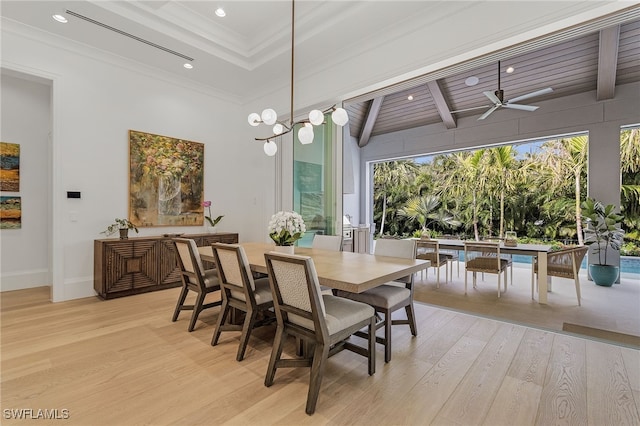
[247, 0, 349, 156]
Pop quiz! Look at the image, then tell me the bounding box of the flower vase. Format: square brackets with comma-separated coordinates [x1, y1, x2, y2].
[274, 245, 295, 255]
[204, 225, 215, 234]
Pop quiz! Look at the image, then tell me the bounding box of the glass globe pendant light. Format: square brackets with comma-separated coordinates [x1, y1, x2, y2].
[247, 0, 349, 155]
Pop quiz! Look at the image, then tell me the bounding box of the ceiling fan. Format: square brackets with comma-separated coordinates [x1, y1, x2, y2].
[451, 61, 553, 120]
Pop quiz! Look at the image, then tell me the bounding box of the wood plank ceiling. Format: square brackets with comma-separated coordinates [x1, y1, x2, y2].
[346, 17, 640, 146]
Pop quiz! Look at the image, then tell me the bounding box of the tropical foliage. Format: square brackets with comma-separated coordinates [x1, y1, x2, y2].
[372, 129, 640, 256]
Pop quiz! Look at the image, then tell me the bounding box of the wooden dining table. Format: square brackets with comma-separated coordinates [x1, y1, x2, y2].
[198, 241, 430, 294]
[432, 239, 553, 304]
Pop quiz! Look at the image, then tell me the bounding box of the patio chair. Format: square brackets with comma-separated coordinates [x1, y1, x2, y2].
[464, 241, 509, 298]
[311, 234, 343, 251]
[531, 245, 588, 306]
[416, 238, 452, 287]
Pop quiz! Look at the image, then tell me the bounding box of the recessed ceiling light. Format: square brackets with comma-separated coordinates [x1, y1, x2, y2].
[52, 14, 68, 23]
[506, 66, 515, 73]
[183, 63, 193, 69]
[407, 95, 414, 101]
[215, 7, 226, 17]
[465, 76, 479, 86]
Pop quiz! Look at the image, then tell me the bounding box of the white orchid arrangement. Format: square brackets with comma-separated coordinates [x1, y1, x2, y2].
[268, 211, 306, 246]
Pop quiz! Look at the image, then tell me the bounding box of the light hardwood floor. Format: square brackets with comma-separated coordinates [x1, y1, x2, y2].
[1, 285, 639, 425]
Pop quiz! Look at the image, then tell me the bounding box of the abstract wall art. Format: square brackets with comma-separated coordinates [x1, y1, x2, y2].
[129, 130, 205, 227]
[0, 196, 21, 229]
[0, 142, 20, 192]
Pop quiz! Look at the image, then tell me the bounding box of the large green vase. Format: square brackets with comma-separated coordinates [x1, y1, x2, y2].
[589, 264, 619, 287]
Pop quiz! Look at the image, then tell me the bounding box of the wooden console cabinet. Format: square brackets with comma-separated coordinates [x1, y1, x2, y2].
[94, 232, 238, 299]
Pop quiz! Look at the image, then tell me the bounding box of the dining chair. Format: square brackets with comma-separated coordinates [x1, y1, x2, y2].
[483, 237, 514, 284]
[172, 238, 222, 332]
[531, 245, 588, 305]
[416, 238, 452, 287]
[464, 241, 509, 298]
[440, 234, 461, 279]
[263, 252, 376, 415]
[335, 238, 418, 363]
[209, 243, 275, 361]
[311, 234, 343, 251]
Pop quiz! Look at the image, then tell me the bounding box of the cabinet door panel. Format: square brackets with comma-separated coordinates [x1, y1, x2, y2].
[103, 242, 134, 293]
[132, 240, 159, 288]
[159, 240, 182, 285]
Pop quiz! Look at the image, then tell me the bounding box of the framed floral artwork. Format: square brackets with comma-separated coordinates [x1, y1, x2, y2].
[129, 130, 204, 227]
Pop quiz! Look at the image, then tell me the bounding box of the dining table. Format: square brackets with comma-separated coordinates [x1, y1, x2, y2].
[432, 239, 553, 304]
[198, 241, 430, 294]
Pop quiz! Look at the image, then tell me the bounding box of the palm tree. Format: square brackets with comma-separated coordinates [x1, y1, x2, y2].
[485, 146, 517, 238]
[373, 160, 419, 236]
[538, 136, 588, 244]
[397, 195, 461, 234]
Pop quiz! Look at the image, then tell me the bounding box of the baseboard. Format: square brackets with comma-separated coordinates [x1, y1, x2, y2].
[562, 322, 640, 349]
[0, 269, 50, 292]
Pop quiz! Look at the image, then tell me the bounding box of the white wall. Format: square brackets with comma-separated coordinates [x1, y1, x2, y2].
[1, 22, 275, 301]
[0, 73, 52, 291]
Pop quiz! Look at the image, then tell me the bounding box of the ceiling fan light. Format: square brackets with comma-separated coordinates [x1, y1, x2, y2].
[331, 108, 348, 126]
[298, 126, 314, 144]
[261, 108, 277, 126]
[248, 112, 261, 127]
[263, 140, 278, 156]
[309, 109, 324, 126]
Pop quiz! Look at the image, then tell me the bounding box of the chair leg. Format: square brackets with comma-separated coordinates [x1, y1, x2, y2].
[367, 317, 376, 376]
[497, 273, 501, 298]
[436, 265, 440, 288]
[172, 286, 189, 322]
[211, 297, 231, 346]
[464, 270, 468, 294]
[236, 308, 258, 361]
[306, 343, 329, 415]
[574, 276, 582, 306]
[405, 303, 418, 336]
[265, 326, 285, 387]
[384, 310, 392, 363]
[188, 291, 206, 332]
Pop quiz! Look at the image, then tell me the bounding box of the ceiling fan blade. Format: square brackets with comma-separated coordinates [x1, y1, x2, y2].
[482, 90, 502, 105]
[503, 103, 539, 111]
[478, 105, 500, 120]
[507, 87, 553, 104]
[450, 105, 493, 114]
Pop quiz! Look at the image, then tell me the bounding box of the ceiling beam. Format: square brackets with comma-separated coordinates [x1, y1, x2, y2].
[426, 80, 456, 129]
[358, 96, 384, 147]
[596, 25, 620, 101]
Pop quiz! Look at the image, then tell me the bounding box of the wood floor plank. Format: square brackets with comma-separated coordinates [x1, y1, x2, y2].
[621, 346, 640, 407]
[536, 334, 588, 425]
[433, 323, 526, 425]
[586, 340, 640, 424]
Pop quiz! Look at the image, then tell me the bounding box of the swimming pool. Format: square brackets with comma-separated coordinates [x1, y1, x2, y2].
[509, 254, 640, 275]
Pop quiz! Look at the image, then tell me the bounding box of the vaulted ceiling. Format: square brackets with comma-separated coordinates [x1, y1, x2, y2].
[345, 13, 640, 146]
[2, 1, 639, 143]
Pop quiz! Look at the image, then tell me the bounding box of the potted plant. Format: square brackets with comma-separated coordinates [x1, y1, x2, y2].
[581, 197, 625, 286]
[101, 218, 139, 240]
[268, 211, 306, 254]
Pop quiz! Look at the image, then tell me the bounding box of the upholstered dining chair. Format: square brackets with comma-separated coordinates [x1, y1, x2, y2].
[464, 241, 509, 298]
[264, 252, 376, 415]
[311, 234, 343, 251]
[531, 245, 589, 306]
[335, 238, 418, 363]
[209, 243, 275, 361]
[416, 238, 452, 287]
[172, 238, 222, 332]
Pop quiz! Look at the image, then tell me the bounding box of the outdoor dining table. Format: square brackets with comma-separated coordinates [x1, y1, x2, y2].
[433, 239, 553, 304]
[198, 241, 430, 294]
